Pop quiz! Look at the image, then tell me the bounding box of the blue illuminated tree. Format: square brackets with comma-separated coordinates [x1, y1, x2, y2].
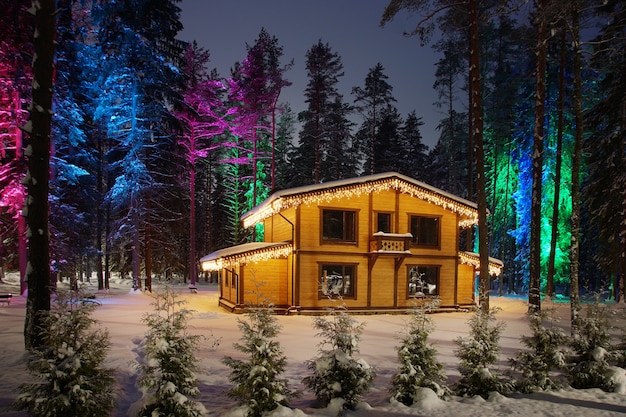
[93, 0, 185, 291]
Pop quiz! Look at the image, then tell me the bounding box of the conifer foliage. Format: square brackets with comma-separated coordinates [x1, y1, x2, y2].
[302, 304, 376, 412]
[567, 297, 618, 390]
[391, 301, 449, 405]
[134, 287, 205, 417]
[222, 301, 293, 417]
[454, 307, 511, 398]
[14, 291, 115, 417]
[510, 308, 568, 392]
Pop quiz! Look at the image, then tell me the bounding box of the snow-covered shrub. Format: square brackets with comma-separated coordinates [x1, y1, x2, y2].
[13, 290, 115, 417]
[510, 307, 568, 392]
[302, 303, 376, 413]
[222, 302, 293, 417]
[134, 286, 206, 417]
[390, 300, 450, 405]
[454, 307, 512, 398]
[568, 297, 620, 391]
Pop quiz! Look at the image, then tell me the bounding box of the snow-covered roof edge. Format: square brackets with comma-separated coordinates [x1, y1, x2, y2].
[200, 241, 292, 272]
[241, 172, 480, 228]
[459, 251, 504, 276]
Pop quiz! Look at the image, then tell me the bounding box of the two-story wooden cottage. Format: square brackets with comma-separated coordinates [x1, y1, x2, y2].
[200, 172, 503, 313]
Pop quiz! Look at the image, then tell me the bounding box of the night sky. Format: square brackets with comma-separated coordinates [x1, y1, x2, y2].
[178, 0, 443, 149]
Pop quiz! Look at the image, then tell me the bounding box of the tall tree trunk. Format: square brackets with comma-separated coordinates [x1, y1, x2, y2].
[132, 196, 141, 291]
[24, 0, 55, 350]
[14, 88, 28, 296]
[468, 0, 490, 312]
[570, 5, 583, 330]
[529, 0, 548, 313]
[189, 130, 197, 288]
[547, 29, 566, 299]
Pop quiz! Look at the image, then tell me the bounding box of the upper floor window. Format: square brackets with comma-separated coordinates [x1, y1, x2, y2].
[376, 212, 392, 233]
[322, 209, 356, 243]
[409, 215, 440, 247]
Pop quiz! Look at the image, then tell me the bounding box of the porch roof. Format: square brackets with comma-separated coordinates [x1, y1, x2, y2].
[459, 251, 504, 276]
[200, 241, 292, 272]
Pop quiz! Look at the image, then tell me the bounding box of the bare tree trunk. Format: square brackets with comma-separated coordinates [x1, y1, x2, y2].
[570, 5, 583, 330]
[529, 0, 548, 313]
[468, 0, 490, 312]
[24, 0, 55, 350]
[547, 28, 566, 299]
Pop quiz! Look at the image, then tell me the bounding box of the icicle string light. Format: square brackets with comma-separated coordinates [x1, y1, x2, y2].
[458, 251, 503, 276]
[201, 244, 292, 272]
[242, 176, 479, 229]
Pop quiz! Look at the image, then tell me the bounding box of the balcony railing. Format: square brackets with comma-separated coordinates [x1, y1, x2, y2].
[369, 232, 412, 253]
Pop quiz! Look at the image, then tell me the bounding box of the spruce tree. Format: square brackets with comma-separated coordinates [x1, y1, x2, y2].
[302, 304, 376, 413]
[454, 307, 511, 398]
[222, 301, 293, 417]
[134, 287, 205, 417]
[14, 291, 115, 417]
[567, 297, 619, 390]
[510, 308, 568, 392]
[390, 301, 450, 405]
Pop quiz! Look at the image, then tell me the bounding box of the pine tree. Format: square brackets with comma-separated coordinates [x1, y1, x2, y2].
[222, 297, 293, 417]
[302, 304, 376, 413]
[134, 287, 205, 417]
[390, 300, 450, 405]
[510, 308, 568, 393]
[567, 297, 619, 390]
[14, 290, 115, 417]
[454, 307, 511, 398]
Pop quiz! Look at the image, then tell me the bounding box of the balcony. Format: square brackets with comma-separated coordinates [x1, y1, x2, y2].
[368, 232, 412, 270]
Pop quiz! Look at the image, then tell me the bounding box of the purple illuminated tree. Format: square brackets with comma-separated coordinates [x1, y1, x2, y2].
[223, 29, 291, 244]
[0, 0, 33, 293]
[178, 42, 227, 287]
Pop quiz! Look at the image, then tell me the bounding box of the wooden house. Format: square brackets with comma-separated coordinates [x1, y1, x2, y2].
[200, 172, 503, 313]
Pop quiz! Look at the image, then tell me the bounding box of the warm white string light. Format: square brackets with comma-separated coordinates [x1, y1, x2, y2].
[242, 176, 479, 229]
[201, 244, 292, 272]
[458, 251, 504, 276]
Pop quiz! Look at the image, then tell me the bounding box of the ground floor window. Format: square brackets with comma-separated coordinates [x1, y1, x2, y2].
[319, 263, 356, 298]
[407, 265, 439, 297]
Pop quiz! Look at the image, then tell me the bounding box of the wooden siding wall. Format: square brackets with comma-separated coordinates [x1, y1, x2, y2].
[457, 263, 476, 306]
[219, 258, 290, 307]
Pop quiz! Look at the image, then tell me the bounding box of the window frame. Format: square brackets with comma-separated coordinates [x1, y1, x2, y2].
[408, 214, 441, 248]
[406, 264, 440, 298]
[320, 208, 358, 244]
[318, 262, 357, 299]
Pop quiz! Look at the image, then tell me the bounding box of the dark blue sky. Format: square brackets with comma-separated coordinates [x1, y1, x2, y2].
[178, 0, 444, 149]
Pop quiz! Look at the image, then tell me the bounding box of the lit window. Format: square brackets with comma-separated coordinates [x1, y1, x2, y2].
[409, 215, 440, 247]
[322, 209, 356, 242]
[319, 264, 356, 298]
[407, 265, 439, 297]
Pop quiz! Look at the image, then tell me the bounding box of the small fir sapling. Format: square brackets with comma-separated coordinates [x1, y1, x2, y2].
[568, 296, 620, 391]
[222, 280, 293, 417]
[390, 299, 450, 405]
[13, 290, 116, 417]
[134, 286, 206, 417]
[302, 303, 376, 413]
[509, 307, 568, 393]
[454, 306, 512, 398]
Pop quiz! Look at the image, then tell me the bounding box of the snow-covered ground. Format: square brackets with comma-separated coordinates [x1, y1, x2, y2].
[1, 272, 625, 417]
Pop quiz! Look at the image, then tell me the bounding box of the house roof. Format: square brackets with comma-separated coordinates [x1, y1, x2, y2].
[199, 241, 292, 272]
[459, 251, 504, 276]
[241, 172, 480, 229]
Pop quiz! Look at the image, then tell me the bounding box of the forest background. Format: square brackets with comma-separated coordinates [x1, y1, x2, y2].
[0, 0, 624, 315]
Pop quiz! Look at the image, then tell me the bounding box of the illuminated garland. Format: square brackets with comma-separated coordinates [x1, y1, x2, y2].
[201, 244, 293, 272]
[242, 177, 479, 229]
[458, 252, 504, 276]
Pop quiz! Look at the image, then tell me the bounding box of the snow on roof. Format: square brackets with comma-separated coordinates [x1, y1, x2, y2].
[459, 251, 504, 276]
[200, 241, 292, 271]
[241, 172, 480, 228]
